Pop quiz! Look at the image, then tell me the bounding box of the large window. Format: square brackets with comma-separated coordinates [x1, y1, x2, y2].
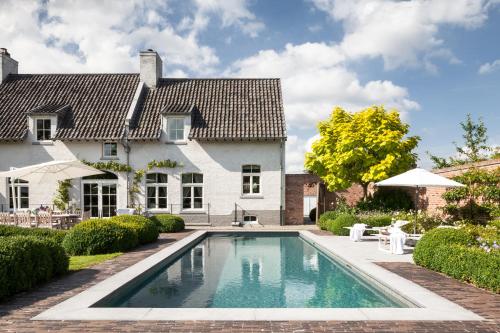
[8, 178, 29, 209]
[182, 173, 203, 209]
[146, 173, 168, 209]
[103, 142, 118, 158]
[242, 165, 261, 195]
[167, 117, 185, 141]
[35, 118, 51, 141]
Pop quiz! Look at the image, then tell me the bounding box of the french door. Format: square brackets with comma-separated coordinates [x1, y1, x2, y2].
[83, 182, 117, 218]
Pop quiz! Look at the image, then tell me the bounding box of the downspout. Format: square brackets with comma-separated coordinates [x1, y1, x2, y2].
[123, 81, 145, 208]
[279, 139, 285, 226]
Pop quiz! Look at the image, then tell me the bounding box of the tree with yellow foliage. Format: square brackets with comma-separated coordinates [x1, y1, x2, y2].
[305, 106, 420, 200]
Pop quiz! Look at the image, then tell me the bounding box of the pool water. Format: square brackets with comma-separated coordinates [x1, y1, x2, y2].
[98, 233, 407, 308]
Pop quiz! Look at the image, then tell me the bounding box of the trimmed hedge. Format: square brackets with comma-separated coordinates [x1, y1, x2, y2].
[358, 214, 392, 227]
[150, 214, 185, 233]
[110, 215, 159, 245]
[0, 235, 69, 300]
[62, 219, 138, 255]
[328, 214, 358, 236]
[432, 244, 500, 293]
[0, 225, 67, 243]
[318, 211, 338, 230]
[413, 228, 475, 269]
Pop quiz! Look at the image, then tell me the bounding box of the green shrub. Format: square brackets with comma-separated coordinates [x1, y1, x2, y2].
[110, 215, 159, 245]
[150, 214, 185, 233]
[328, 214, 358, 236]
[397, 212, 445, 234]
[357, 188, 413, 212]
[488, 219, 500, 229]
[413, 228, 476, 269]
[318, 211, 338, 230]
[358, 214, 392, 227]
[432, 244, 500, 293]
[62, 219, 138, 255]
[0, 225, 67, 243]
[0, 235, 69, 300]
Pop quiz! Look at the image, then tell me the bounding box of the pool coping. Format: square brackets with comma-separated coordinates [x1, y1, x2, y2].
[33, 230, 484, 321]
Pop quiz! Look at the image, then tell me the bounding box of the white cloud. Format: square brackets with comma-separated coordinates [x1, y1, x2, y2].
[228, 42, 419, 130]
[478, 59, 500, 74]
[191, 0, 265, 37]
[311, 0, 494, 70]
[0, 0, 219, 74]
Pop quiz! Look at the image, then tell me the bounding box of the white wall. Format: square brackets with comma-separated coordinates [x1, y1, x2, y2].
[0, 135, 284, 224]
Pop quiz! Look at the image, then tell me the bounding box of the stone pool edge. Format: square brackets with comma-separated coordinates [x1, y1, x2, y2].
[32, 230, 484, 322]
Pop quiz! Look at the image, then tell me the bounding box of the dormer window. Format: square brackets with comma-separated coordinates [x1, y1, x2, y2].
[103, 142, 118, 159]
[35, 118, 52, 141]
[167, 117, 185, 142]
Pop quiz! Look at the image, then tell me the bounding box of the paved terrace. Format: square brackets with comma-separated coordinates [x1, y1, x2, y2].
[0, 227, 499, 332]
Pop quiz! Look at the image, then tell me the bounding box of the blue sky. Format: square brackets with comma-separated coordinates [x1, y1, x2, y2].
[1, 0, 499, 172]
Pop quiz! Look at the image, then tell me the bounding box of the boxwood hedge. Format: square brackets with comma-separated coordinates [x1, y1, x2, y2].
[150, 214, 185, 233]
[110, 215, 159, 245]
[0, 225, 67, 243]
[62, 218, 138, 255]
[0, 235, 69, 300]
[327, 214, 358, 236]
[317, 211, 338, 230]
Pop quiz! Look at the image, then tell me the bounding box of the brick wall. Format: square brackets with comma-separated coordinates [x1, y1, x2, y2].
[285, 174, 320, 225]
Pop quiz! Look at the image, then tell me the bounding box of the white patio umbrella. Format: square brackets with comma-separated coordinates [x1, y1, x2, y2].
[375, 168, 465, 234]
[0, 160, 104, 211]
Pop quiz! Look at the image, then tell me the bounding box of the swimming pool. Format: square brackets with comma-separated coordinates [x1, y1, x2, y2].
[95, 232, 408, 308]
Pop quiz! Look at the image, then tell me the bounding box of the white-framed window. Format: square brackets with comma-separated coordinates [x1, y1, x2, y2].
[167, 117, 185, 142]
[243, 215, 258, 224]
[35, 118, 52, 141]
[146, 173, 168, 210]
[182, 173, 203, 210]
[102, 142, 118, 158]
[8, 178, 29, 209]
[242, 165, 261, 195]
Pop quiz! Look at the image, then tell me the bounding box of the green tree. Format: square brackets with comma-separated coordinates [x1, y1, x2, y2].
[428, 114, 491, 168]
[305, 106, 420, 199]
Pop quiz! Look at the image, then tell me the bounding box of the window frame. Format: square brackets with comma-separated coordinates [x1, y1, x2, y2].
[8, 178, 29, 210]
[145, 173, 168, 211]
[181, 173, 204, 211]
[35, 117, 52, 142]
[241, 164, 261, 196]
[167, 117, 186, 142]
[102, 142, 118, 159]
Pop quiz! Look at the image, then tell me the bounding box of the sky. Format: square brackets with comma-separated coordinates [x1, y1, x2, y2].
[1, 0, 499, 172]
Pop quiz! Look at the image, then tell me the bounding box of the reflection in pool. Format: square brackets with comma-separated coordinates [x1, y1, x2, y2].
[98, 233, 406, 308]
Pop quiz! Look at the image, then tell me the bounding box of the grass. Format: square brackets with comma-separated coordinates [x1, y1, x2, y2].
[69, 252, 123, 271]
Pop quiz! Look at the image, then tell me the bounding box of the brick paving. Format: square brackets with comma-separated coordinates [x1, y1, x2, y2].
[0, 230, 499, 333]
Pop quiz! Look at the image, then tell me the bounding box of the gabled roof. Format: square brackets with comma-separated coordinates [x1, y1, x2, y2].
[129, 78, 286, 141]
[0, 74, 286, 142]
[0, 74, 139, 141]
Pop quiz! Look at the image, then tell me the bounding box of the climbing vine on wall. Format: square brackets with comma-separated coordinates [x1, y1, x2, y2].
[53, 179, 71, 211]
[81, 160, 132, 173]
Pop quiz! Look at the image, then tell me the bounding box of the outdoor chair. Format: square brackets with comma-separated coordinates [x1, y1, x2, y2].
[0, 212, 12, 225]
[14, 212, 35, 228]
[37, 211, 62, 229]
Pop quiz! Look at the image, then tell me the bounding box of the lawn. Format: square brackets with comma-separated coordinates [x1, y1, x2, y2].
[69, 252, 123, 271]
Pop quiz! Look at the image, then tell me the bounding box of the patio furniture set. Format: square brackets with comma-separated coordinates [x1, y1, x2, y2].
[345, 220, 422, 255]
[0, 210, 85, 229]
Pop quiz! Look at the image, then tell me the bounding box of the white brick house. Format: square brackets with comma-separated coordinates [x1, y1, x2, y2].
[0, 48, 286, 226]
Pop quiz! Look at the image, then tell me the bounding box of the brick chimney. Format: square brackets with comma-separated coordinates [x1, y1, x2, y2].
[139, 49, 162, 88]
[0, 48, 18, 83]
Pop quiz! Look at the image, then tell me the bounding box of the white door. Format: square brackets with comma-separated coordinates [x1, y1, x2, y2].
[303, 195, 317, 216]
[82, 182, 117, 218]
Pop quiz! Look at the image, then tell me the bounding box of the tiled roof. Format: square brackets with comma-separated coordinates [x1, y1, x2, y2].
[129, 78, 286, 141]
[0, 75, 286, 141]
[0, 74, 139, 141]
